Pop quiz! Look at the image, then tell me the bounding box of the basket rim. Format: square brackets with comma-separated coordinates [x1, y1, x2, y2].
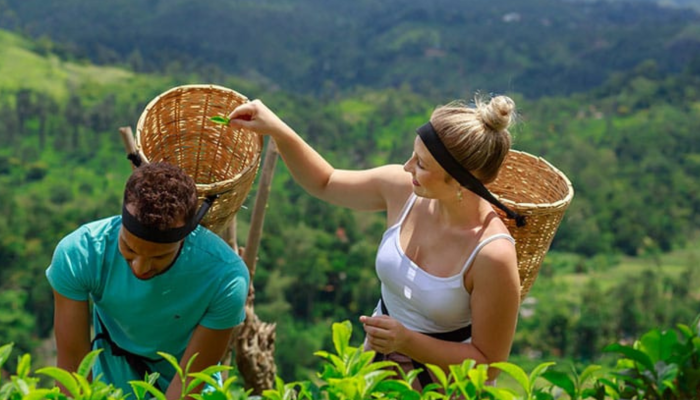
[493, 149, 574, 210]
[134, 84, 262, 194]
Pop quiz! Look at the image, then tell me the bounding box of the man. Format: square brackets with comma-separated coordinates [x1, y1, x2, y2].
[46, 162, 250, 399]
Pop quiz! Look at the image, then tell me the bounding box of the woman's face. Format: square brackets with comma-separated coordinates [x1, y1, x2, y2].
[403, 137, 456, 199]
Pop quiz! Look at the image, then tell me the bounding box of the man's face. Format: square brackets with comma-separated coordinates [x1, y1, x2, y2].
[118, 205, 184, 280]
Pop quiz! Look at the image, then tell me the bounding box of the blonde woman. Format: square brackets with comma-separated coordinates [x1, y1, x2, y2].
[228, 94, 522, 389]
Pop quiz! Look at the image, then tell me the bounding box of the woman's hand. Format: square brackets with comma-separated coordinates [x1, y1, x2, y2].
[227, 99, 289, 137]
[360, 314, 410, 354]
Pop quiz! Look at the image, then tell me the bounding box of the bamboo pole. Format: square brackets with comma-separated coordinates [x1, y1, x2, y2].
[228, 139, 280, 394]
[242, 139, 279, 281]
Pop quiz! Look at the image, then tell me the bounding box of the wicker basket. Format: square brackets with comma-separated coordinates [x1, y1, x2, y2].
[486, 150, 574, 300]
[134, 84, 263, 235]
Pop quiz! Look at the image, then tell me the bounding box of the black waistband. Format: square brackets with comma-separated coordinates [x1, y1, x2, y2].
[376, 294, 472, 390]
[379, 295, 472, 342]
[91, 311, 163, 387]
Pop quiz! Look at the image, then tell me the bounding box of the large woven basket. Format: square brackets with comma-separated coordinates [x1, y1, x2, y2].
[486, 150, 574, 300]
[134, 84, 263, 235]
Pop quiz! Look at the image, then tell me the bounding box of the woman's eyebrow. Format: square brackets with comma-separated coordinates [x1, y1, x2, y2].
[415, 149, 430, 166]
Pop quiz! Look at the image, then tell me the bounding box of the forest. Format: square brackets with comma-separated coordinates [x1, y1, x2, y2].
[0, 0, 699, 386]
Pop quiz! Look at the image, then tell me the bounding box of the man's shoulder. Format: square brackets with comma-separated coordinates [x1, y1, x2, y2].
[186, 226, 245, 266]
[59, 216, 121, 249]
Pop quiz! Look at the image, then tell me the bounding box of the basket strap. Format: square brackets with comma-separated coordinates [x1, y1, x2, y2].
[127, 153, 144, 167]
[416, 122, 526, 227]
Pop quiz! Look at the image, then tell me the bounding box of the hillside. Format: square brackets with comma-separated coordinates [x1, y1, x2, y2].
[1, 0, 700, 100]
[1, 17, 700, 381]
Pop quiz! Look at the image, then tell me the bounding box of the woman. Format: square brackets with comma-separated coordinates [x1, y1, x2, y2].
[228, 94, 522, 388]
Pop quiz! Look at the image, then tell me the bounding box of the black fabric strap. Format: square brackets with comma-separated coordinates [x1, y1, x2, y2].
[91, 312, 163, 389]
[121, 194, 219, 244]
[374, 294, 472, 389]
[126, 153, 143, 168]
[416, 122, 526, 227]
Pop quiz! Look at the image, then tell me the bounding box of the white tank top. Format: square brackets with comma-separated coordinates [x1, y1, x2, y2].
[375, 194, 515, 335]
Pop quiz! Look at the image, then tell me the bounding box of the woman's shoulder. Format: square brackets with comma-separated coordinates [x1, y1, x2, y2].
[472, 219, 518, 277]
[377, 164, 414, 215]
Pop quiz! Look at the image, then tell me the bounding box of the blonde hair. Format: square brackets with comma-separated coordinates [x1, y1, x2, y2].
[429, 95, 515, 184]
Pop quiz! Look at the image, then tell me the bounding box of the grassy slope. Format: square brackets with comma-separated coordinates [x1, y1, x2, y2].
[0, 30, 133, 101]
[0, 29, 175, 109]
[549, 245, 700, 299]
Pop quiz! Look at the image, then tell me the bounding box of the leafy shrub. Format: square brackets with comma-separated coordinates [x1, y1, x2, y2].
[1, 315, 698, 399]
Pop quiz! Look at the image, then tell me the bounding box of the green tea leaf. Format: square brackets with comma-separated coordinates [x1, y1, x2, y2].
[22, 389, 60, 400]
[16, 354, 31, 378]
[75, 374, 92, 397]
[77, 349, 102, 378]
[187, 372, 220, 393]
[483, 386, 518, 400]
[130, 381, 167, 400]
[157, 352, 183, 378]
[491, 361, 530, 393]
[0, 344, 13, 370]
[579, 364, 602, 385]
[639, 328, 679, 364]
[529, 361, 556, 385]
[209, 116, 230, 125]
[466, 364, 489, 390]
[199, 391, 228, 400]
[373, 379, 417, 399]
[425, 363, 448, 388]
[332, 320, 352, 357]
[603, 343, 654, 371]
[36, 367, 79, 398]
[542, 370, 575, 399]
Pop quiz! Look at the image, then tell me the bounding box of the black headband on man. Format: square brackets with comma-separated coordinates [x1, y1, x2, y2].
[416, 122, 526, 227]
[121, 194, 219, 243]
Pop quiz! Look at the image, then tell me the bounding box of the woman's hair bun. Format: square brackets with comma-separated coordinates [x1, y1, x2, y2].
[478, 95, 515, 132]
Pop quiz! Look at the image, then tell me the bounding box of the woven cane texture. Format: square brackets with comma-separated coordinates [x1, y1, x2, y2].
[486, 150, 574, 300]
[135, 84, 263, 235]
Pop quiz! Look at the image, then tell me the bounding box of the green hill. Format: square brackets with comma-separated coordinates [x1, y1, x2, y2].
[2, 0, 700, 100]
[0, 30, 141, 102]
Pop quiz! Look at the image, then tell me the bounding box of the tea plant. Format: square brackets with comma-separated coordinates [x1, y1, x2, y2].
[1, 314, 698, 399]
[601, 314, 700, 399]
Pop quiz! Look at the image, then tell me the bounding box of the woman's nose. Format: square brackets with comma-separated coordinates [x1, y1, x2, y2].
[403, 157, 414, 172]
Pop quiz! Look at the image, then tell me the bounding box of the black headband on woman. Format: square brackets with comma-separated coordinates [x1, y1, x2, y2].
[121, 194, 219, 243]
[416, 122, 526, 227]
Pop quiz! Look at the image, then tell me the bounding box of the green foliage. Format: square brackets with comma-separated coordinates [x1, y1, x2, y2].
[601, 315, 700, 399]
[2, 316, 700, 399]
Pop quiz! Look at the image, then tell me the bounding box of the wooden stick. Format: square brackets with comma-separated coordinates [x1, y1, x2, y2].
[119, 126, 138, 155]
[242, 139, 279, 281]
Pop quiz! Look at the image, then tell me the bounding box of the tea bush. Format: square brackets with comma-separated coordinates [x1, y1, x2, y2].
[1, 315, 698, 399]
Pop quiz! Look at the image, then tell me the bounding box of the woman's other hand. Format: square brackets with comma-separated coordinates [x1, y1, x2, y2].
[360, 314, 410, 355]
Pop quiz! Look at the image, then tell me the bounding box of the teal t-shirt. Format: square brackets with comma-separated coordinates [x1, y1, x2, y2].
[46, 216, 250, 393]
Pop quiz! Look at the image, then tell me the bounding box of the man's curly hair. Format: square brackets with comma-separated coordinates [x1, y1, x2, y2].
[123, 162, 198, 230]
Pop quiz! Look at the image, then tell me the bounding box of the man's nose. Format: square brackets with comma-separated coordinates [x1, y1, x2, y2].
[130, 257, 152, 275]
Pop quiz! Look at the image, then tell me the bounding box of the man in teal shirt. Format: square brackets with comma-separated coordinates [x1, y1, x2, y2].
[46, 162, 250, 399]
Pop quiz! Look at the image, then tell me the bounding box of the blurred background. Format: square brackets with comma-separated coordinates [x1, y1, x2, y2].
[0, 0, 699, 382]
